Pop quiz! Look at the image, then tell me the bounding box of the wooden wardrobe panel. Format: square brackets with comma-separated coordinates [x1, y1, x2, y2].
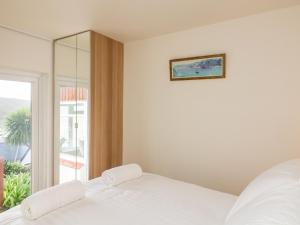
[111, 41, 123, 167]
[89, 31, 123, 179]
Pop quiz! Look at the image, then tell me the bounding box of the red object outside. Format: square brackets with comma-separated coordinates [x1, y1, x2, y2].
[60, 87, 87, 101]
[60, 158, 84, 169]
[0, 159, 3, 205]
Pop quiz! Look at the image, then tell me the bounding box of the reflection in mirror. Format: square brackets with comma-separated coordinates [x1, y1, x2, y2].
[54, 31, 90, 184]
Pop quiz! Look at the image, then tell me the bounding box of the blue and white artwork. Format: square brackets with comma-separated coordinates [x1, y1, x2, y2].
[170, 54, 225, 80]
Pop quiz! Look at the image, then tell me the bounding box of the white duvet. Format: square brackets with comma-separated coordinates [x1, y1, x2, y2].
[0, 173, 237, 225]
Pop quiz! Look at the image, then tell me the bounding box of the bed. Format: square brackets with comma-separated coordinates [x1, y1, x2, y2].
[0, 173, 236, 225]
[1, 159, 300, 225]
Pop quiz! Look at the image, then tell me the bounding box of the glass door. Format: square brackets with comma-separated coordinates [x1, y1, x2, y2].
[54, 32, 90, 184]
[0, 79, 32, 211]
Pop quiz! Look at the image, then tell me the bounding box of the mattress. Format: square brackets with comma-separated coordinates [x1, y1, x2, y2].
[0, 173, 237, 225]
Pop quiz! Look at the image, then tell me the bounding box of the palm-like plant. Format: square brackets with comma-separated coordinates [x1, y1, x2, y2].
[5, 108, 31, 162]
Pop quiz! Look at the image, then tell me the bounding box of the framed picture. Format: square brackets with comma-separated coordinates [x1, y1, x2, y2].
[169, 53, 226, 81]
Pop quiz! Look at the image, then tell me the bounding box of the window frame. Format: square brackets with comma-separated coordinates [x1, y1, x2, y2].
[0, 67, 51, 193]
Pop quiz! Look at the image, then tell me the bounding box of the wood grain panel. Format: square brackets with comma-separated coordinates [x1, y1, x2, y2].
[89, 31, 123, 179]
[111, 41, 123, 167]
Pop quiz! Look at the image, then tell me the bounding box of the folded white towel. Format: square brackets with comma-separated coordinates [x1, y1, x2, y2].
[21, 180, 85, 220]
[102, 164, 143, 186]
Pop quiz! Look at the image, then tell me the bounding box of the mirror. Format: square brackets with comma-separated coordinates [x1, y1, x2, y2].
[54, 31, 90, 184]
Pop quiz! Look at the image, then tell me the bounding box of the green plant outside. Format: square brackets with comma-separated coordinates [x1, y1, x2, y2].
[1, 108, 32, 209]
[2, 162, 31, 209]
[4, 108, 31, 162]
[3, 173, 31, 209]
[5, 108, 31, 147]
[4, 161, 30, 177]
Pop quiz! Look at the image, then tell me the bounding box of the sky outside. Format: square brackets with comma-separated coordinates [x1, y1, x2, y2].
[0, 80, 31, 134]
[0, 80, 31, 100]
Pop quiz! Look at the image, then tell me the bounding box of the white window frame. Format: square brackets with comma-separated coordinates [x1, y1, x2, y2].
[0, 67, 51, 193]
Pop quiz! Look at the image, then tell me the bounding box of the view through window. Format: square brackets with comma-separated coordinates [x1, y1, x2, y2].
[0, 80, 31, 212]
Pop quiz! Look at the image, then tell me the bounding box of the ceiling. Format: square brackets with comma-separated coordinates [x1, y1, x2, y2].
[0, 0, 299, 42]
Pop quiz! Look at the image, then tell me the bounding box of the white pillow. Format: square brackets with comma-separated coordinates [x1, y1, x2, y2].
[226, 159, 300, 221]
[101, 164, 143, 186]
[225, 183, 300, 225]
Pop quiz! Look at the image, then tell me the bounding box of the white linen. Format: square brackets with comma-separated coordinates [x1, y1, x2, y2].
[0, 173, 237, 225]
[225, 183, 300, 225]
[226, 159, 300, 221]
[101, 164, 143, 186]
[21, 180, 85, 220]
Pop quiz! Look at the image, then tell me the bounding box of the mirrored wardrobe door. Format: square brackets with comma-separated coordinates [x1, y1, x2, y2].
[74, 31, 90, 183]
[54, 31, 91, 184]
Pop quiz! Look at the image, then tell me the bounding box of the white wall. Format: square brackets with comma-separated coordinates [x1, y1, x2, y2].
[124, 5, 300, 195]
[0, 27, 51, 73]
[0, 27, 53, 189]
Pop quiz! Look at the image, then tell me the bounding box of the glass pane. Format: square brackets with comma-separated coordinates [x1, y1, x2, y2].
[0, 80, 31, 212]
[75, 32, 90, 182]
[55, 35, 77, 183]
[54, 31, 90, 184]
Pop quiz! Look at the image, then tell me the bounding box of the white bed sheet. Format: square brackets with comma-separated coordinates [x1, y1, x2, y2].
[0, 173, 237, 225]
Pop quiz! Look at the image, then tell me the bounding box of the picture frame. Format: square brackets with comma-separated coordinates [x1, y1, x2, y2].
[169, 53, 226, 81]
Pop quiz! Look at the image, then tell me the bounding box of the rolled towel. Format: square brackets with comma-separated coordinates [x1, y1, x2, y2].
[21, 180, 85, 220]
[102, 164, 143, 186]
